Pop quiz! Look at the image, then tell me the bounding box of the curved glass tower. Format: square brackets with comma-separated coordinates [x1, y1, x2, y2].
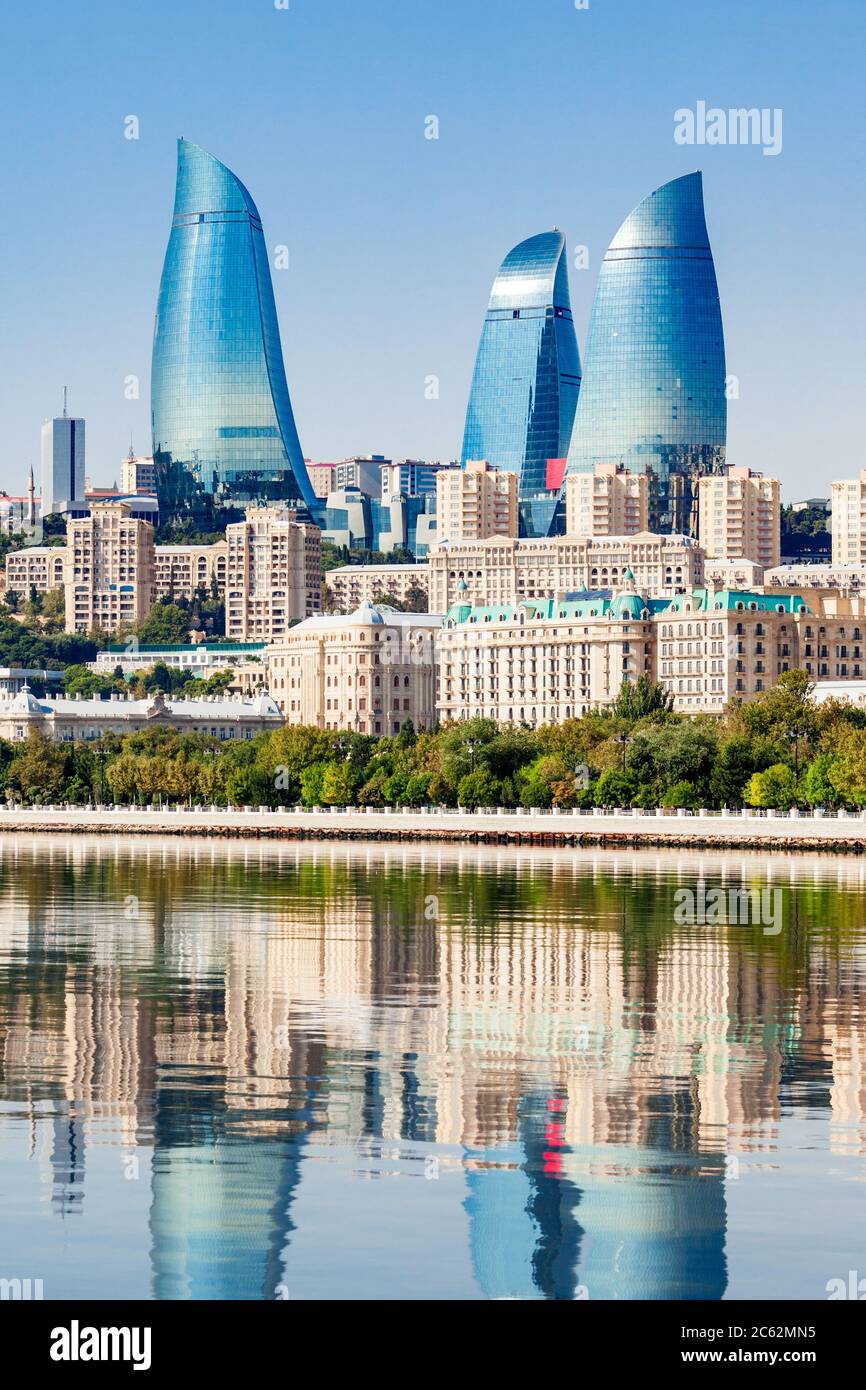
[461, 231, 581, 537]
[151, 139, 316, 526]
[563, 173, 726, 534]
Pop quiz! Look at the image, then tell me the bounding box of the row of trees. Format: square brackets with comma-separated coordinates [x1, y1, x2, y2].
[6, 671, 866, 812]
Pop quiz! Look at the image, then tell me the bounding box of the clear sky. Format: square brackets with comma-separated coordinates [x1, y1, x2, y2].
[1, 0, 863, 499]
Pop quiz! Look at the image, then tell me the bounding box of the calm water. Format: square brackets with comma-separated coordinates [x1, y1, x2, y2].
[1, 835, 865, 1301]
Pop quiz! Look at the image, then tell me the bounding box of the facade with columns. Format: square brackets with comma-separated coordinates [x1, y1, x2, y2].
[268, 602, 442, 735]
[437, 572, 818, 724]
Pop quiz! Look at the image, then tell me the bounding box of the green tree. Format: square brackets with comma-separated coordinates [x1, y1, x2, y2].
[457, 766, 501, 808]
[744, 763, 799, 810]
[8, 731, 68, 803]
[135, 601, 191, 645]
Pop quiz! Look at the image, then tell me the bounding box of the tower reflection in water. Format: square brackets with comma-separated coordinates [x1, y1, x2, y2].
[0, 839, 864, 1300]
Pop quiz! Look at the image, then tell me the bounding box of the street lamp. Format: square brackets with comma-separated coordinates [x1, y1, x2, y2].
[615, 733, 629, 771]
[787, 726, 807, 778]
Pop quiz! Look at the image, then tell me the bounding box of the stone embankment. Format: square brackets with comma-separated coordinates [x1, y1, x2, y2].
[1, 804, 865, 854]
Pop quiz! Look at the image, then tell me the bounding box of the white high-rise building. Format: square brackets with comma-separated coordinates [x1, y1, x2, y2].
[831, 471, 866, 565]
[41, 398, 84, 514]
[697, 467, 780, 567]
[565, 463, 649, 537]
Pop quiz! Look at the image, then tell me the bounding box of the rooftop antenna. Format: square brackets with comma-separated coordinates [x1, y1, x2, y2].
[62, 386, 68, 418]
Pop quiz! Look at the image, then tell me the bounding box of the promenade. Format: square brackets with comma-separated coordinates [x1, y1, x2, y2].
[1, 802, 866, 852]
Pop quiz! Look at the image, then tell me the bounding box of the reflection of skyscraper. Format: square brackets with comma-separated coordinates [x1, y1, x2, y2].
[563, 173, 727, 534]
[461, 232, 581, 537]
[151, 140, 316, 526]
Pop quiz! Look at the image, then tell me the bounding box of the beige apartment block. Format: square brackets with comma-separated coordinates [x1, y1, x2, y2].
[269, 602, 442, 735]
[657, 588, 806, 714]
[565, 463, 648, 537]
[428, 533, 704, 612]
[307, 463, 335, 498]
[65, 502, 156, 635]
[437, 578, 830, 726]
[765, 563, 866, 593]
[697, 468, 780, 567]
[225, 506, 321, 641]
[120, 452, 157, 495]
[435, 460, 518, 543]
[704, 557, 765, 588]
[154, 542, 227, 602]
[5, 545, 66, 597]
[325, 563, 429, 613]
[437, 576, 656, 726]
[831, 471, 866, 565]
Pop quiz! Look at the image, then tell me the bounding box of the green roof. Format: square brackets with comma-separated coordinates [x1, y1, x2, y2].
[443, 586, 813, 630]
[664, 588, 811, 614]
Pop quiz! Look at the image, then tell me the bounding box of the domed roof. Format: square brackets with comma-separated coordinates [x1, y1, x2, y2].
[354, 600, 386, 624]
[10, 683, 48, 714]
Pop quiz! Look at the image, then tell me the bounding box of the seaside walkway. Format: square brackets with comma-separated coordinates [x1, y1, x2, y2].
[1, 803, 866, 850]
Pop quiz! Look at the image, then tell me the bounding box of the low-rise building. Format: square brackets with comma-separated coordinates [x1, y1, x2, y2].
[154, 542, 227, 602]
[765, 563, 866, 592]
[91, 641, 268, 676]
[704, 557, 765, 589]
[428, 532, 704, 612]
[565, 463, 648, 537]
[269, 602, 442, 735]
[0, 687, 282, 743]
[5, 545, 66, 597]
[324, 563, 429, 612]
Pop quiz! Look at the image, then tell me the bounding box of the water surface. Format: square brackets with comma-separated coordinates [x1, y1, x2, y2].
[0, 835, 864, 1300]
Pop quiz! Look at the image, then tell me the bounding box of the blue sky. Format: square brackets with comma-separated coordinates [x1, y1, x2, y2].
[0, 0, 863, 498]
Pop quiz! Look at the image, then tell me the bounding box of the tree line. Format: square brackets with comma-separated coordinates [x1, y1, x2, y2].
[5, 671, 866, 812]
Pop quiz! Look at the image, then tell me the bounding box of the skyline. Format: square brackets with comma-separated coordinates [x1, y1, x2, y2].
[0, 0, 863, 500]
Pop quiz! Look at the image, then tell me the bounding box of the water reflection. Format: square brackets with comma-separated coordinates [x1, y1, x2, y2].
[0, 838, 865, 1300]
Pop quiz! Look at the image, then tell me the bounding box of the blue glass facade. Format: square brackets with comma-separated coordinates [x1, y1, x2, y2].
[151, 140, 316, 525]
[461, 231, 581, 537]
[563, 173, 726, 534]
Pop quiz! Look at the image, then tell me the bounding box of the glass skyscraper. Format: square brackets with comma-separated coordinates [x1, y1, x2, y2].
[151, 139, 316, 526]
[461, 231, 581, 537]
[563, 172, 726, 534]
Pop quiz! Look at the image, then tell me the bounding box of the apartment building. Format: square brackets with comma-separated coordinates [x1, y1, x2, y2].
[437, 579, 658, 726]
[765, 563, 866, 592]
[437, 578, 815, 726]
[154, 542, 227, 602]
[224, 506, 321, 640]
[435, 460, 518, 543]
[64, 502, 156, 635]
[832, 472, 866, 564]
[428, 533, 704, 612]
[325, 563, 429, 612]
[658, 588, 806, 713]
[704, 557, 765, 589]
[697, 467, 781, 567]
[5, 545, 66, 597]
[565, 463, 648, 537]
[307, 462, 336, 498]
[120, 452, 157, 495]
[268, 602, 442, 735]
